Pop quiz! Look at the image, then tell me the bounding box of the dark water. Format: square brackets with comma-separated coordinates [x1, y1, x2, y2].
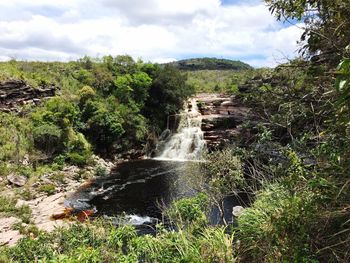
[66, 159, 246, 228]
[66, 159, 195, 225]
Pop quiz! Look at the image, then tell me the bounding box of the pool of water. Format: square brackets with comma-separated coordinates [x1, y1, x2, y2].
[65, 159, 248, 230]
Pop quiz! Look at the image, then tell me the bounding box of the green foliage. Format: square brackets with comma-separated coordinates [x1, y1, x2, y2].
[168, 193, 209, 227]
[2, 219, 236, 263]
[32, 97, 80, 129]
[4, 233, 55, 262]
[31, 97, 92, 163]
[143, 64, 195, 130]
[32, 124, 63, 157]
[86, 109, 125, 153]
[186, 69, 252, 93]
[0, 112, 32, 162]
[168, 57, 253, 71]
[188, 148, 244, 198]
[1, 55, 194, 160]
[38, 184, 56, 196]
[265, 0, 350, 65]
[79, 85, 96, 106]
[0, 196, 31, 223]
[238, 183, 318, 262]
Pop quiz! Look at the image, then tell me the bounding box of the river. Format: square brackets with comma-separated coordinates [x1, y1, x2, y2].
[66, 98, 238, 228]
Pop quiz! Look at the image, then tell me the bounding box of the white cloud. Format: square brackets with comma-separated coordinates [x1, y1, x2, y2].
[0, 0, 303, 67]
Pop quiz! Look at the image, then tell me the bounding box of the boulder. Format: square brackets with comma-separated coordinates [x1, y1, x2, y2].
[0, 217, 22, 247]
[232, 206, 244, 217]
[7, 173, 27, 187]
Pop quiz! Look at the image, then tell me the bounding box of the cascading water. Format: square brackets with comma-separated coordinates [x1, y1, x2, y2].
[155, 99, 206, 161]
[67, 98, 207, 231]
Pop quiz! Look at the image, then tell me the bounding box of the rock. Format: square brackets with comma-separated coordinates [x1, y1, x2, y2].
[0, 80, 58, 112]
[15, 199, 27, 208]
[7, 173, 27, 187]
[232, 206, 244, 217]
[91, 155, 114, 174]
[0, 217, 22, 247]
[20, 192, 70, 232]
[32, 182, 40, 188]
[0, 230, 22, 247]
[21, 154, 30, 166]
[0, 217, 20, 232]
[194, 94, 249, 150]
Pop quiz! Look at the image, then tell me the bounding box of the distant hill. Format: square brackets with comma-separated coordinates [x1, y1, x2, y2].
[165, 58, 253, 71]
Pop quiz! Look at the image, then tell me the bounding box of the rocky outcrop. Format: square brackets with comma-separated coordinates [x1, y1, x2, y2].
[0, 217, 22, 247]
[196, 94, 250, 150]
[7, 173, 28, 187]
[0, 80, 57, 112]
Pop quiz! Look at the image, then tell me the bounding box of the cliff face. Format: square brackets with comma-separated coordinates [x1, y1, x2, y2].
[0, 80, 57, 112]
[196, 94, 250, 150]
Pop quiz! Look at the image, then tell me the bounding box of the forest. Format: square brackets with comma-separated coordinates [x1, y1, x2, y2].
[0, 0, 350, 262]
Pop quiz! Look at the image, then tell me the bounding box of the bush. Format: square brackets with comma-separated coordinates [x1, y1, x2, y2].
[67, 132, 91, 153]
[4, 233, 55, 262]
[0, 196, 32, 223]
[32, 97, 80, 129]
[237, 183, 318, 262]
[168, 193, 209, 227]
[86, 110, 124, 153]
[32, 123, 62, 156]
[95, 166, 108, 177]
[38, 184, 56, 196]
[66, 152, 89, 167]
[79, 85, 96, 106]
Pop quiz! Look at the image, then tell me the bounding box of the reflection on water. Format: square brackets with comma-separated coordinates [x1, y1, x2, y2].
[66, 159, 195, 222]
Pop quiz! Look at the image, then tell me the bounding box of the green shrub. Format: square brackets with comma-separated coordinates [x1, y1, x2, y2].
[38, 184, 56, 196]
[4, 233, 55, 262]
[33, 123, 62, 156]
[3, 212, 236, 262]
[18, 188, 35, 201]
[0, 196, 32, 223]
[66, 152, 88, 167]
[53, 155, 66, 169]
[79, 85, 96, 106]
[168, 193, 209, 227]
[237, 183, 318, 262]
[86, 110, 125, 153]
[95, 166, 108, 177]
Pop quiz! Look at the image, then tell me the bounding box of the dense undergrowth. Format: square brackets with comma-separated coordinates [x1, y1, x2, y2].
[0, 194, 236, 263]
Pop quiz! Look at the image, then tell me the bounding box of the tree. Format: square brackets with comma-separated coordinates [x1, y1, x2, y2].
[86, 109, 125, 155]
[32, 124, 63, 157]
[265, 0, 350, 66]
[186, 148, 245, 225]
[143, 65, 195, 130]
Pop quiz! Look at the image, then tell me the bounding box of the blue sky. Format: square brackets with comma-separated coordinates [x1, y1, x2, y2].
[0, 0, 303, 67]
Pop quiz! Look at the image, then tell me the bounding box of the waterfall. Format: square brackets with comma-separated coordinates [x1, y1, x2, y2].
[155, 99, 206, 161]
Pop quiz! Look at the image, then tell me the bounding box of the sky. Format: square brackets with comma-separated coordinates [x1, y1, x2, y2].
[0, 0, 304, 67]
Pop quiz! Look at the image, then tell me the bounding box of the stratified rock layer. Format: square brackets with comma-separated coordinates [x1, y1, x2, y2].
[195, 94, 250, 150]
[0, 80, 57, 112]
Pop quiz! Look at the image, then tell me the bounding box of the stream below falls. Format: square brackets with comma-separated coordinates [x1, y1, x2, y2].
[65, 98, 241, 230]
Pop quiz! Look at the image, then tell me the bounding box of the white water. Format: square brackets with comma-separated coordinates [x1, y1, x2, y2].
[104, 214, 158, 226]
[155, 98, 206, 161]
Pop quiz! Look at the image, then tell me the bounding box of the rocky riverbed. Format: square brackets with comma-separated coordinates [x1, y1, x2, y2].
[0, 155, 114, 246]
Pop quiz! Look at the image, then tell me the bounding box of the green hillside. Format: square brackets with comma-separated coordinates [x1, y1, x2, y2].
[166, 57, 253, 71]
